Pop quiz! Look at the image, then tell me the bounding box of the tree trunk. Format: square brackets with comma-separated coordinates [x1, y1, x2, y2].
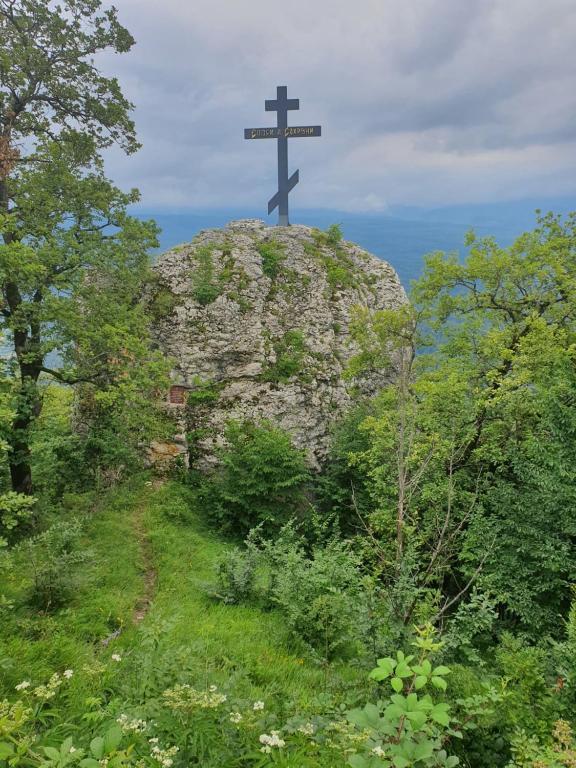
[9, 425, 33, 494]
[2, 125, 39, 493]
[8, 363, 42, 495]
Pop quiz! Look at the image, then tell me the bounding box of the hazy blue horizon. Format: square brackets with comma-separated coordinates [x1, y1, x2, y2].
[136, 196, 576, 289]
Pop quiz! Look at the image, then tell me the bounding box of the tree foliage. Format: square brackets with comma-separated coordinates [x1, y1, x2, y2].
[0, 0, 169, 493]
[343, 213, 576, 635]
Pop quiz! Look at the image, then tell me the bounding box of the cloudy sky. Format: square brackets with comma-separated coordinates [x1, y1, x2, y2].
[101, 0, 576, 212]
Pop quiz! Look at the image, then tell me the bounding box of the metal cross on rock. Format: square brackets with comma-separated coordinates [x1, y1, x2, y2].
[244, 86, 321, 226]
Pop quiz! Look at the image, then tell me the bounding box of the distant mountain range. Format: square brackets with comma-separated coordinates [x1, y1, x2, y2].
[136, 196, 576, 290]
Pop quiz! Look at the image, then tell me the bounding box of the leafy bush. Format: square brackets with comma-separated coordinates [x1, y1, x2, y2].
[16, 519, 93, 610]
[214, 545, 259, 604]
[266, 535, 369, 659]
[508, 720, 576, 767]
[257, 239, 286, 279]
[349, 629, 460, 768]
[146, 275, 180, 320]
[0, 492, 36, 544]
[216, 525, 373, 659]
[206, 420, 311, 536]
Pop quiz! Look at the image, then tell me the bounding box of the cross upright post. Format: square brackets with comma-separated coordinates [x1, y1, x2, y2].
[266, 86, 299, 226]
[244, 86, 321, 226]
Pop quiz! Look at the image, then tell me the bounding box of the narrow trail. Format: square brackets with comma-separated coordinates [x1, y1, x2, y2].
[132, 480, 161, 624]
[101, 480, 160, 646]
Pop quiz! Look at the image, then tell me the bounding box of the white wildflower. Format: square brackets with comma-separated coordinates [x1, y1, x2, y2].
[111, 653, 122, 662]
[15, 681, 30, 691]
[149, 743, 179, 768]
[116, 714, 147, 733]
[148, 738, 159, 745]
[63, 669, 74, 679]
[297, 722, 315, 735]
[33, 673, 62, 700]
[371, 745, 386, 758]
[229, 711, 243, 724]
[259, 731, 286, 749]
[162, 684, 227, 711]
[69, 747, 77, 754]
[253, 700, 265, 711]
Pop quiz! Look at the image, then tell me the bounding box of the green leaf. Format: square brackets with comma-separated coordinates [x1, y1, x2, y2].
[61, 737, 74, 755]
[370, 667, 392, 682]
[405, 709, 427, 729]
[431, 703, 451, 726]
[412, 660, 432, 676]
[348, 703, 382, 730]
[90, 737, 105, 760]
[413, 740, 435, 761]
[392, 756, 410, 768]
[384, 703, 405, 721]
[80, 760, 100, 768]
[44, 747, 61, 761]
[446, 757, 460, 767]
[103, 725, 122, 754]
[414, 675, 428, 690]
[0, 743, 15, 760]
[394, 662, 412, 678]
[376, 657, 397, 675]
[431, 676, 447, 691]
[348, 755, 369, 768]
[432, 666, 451, 676]
[391, 676, 404, 693]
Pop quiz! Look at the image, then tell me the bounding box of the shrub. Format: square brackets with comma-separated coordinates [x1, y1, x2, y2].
[16, 519, 93, 610]
[214, 545, 259, 604]
[216, 525, 373, 659]
[147, 278, 180, 320]
[0, 492, 36, 544]
[508, 720, 576, 767]
[206, 420, 311, 536]
[269, 536, 370, 659]
[191, 246, 221, 306]
[257, 239, 286, 279]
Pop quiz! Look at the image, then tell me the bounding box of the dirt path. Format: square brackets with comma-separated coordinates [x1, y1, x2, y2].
[101, 482, 159, 646]
[132, 482, 160, 624]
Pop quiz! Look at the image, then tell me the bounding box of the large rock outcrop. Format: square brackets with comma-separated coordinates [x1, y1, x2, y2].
[150, 219, 406, 467]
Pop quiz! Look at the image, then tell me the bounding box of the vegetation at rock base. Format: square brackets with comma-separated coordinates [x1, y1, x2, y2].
[3, 3, 576, 768]
[200, 419, 311, 536]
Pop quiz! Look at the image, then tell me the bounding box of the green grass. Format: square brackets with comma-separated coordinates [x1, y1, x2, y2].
[0, 481, 147, 691]
[1, 477, 363, 715]
[120, 481, 363, 706]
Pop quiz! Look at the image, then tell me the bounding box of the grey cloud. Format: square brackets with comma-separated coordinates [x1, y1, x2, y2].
[101, 0, 576, 209]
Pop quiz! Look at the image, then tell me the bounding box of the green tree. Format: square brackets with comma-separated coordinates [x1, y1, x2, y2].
[0, 0, 167, 493]
[346, 214, 576, 634]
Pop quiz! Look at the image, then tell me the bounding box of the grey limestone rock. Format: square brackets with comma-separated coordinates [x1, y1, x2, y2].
[150, 219, 406, 468]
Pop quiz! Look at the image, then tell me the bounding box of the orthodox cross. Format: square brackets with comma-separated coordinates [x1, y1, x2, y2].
[244, 86, 321, 226]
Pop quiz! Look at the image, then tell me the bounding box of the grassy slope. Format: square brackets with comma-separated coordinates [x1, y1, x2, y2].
[0, 481, 144, 690]
[1, 477, 361, 711]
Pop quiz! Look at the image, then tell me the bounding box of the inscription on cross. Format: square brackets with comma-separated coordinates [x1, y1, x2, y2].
[244, 86, 321, 226]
